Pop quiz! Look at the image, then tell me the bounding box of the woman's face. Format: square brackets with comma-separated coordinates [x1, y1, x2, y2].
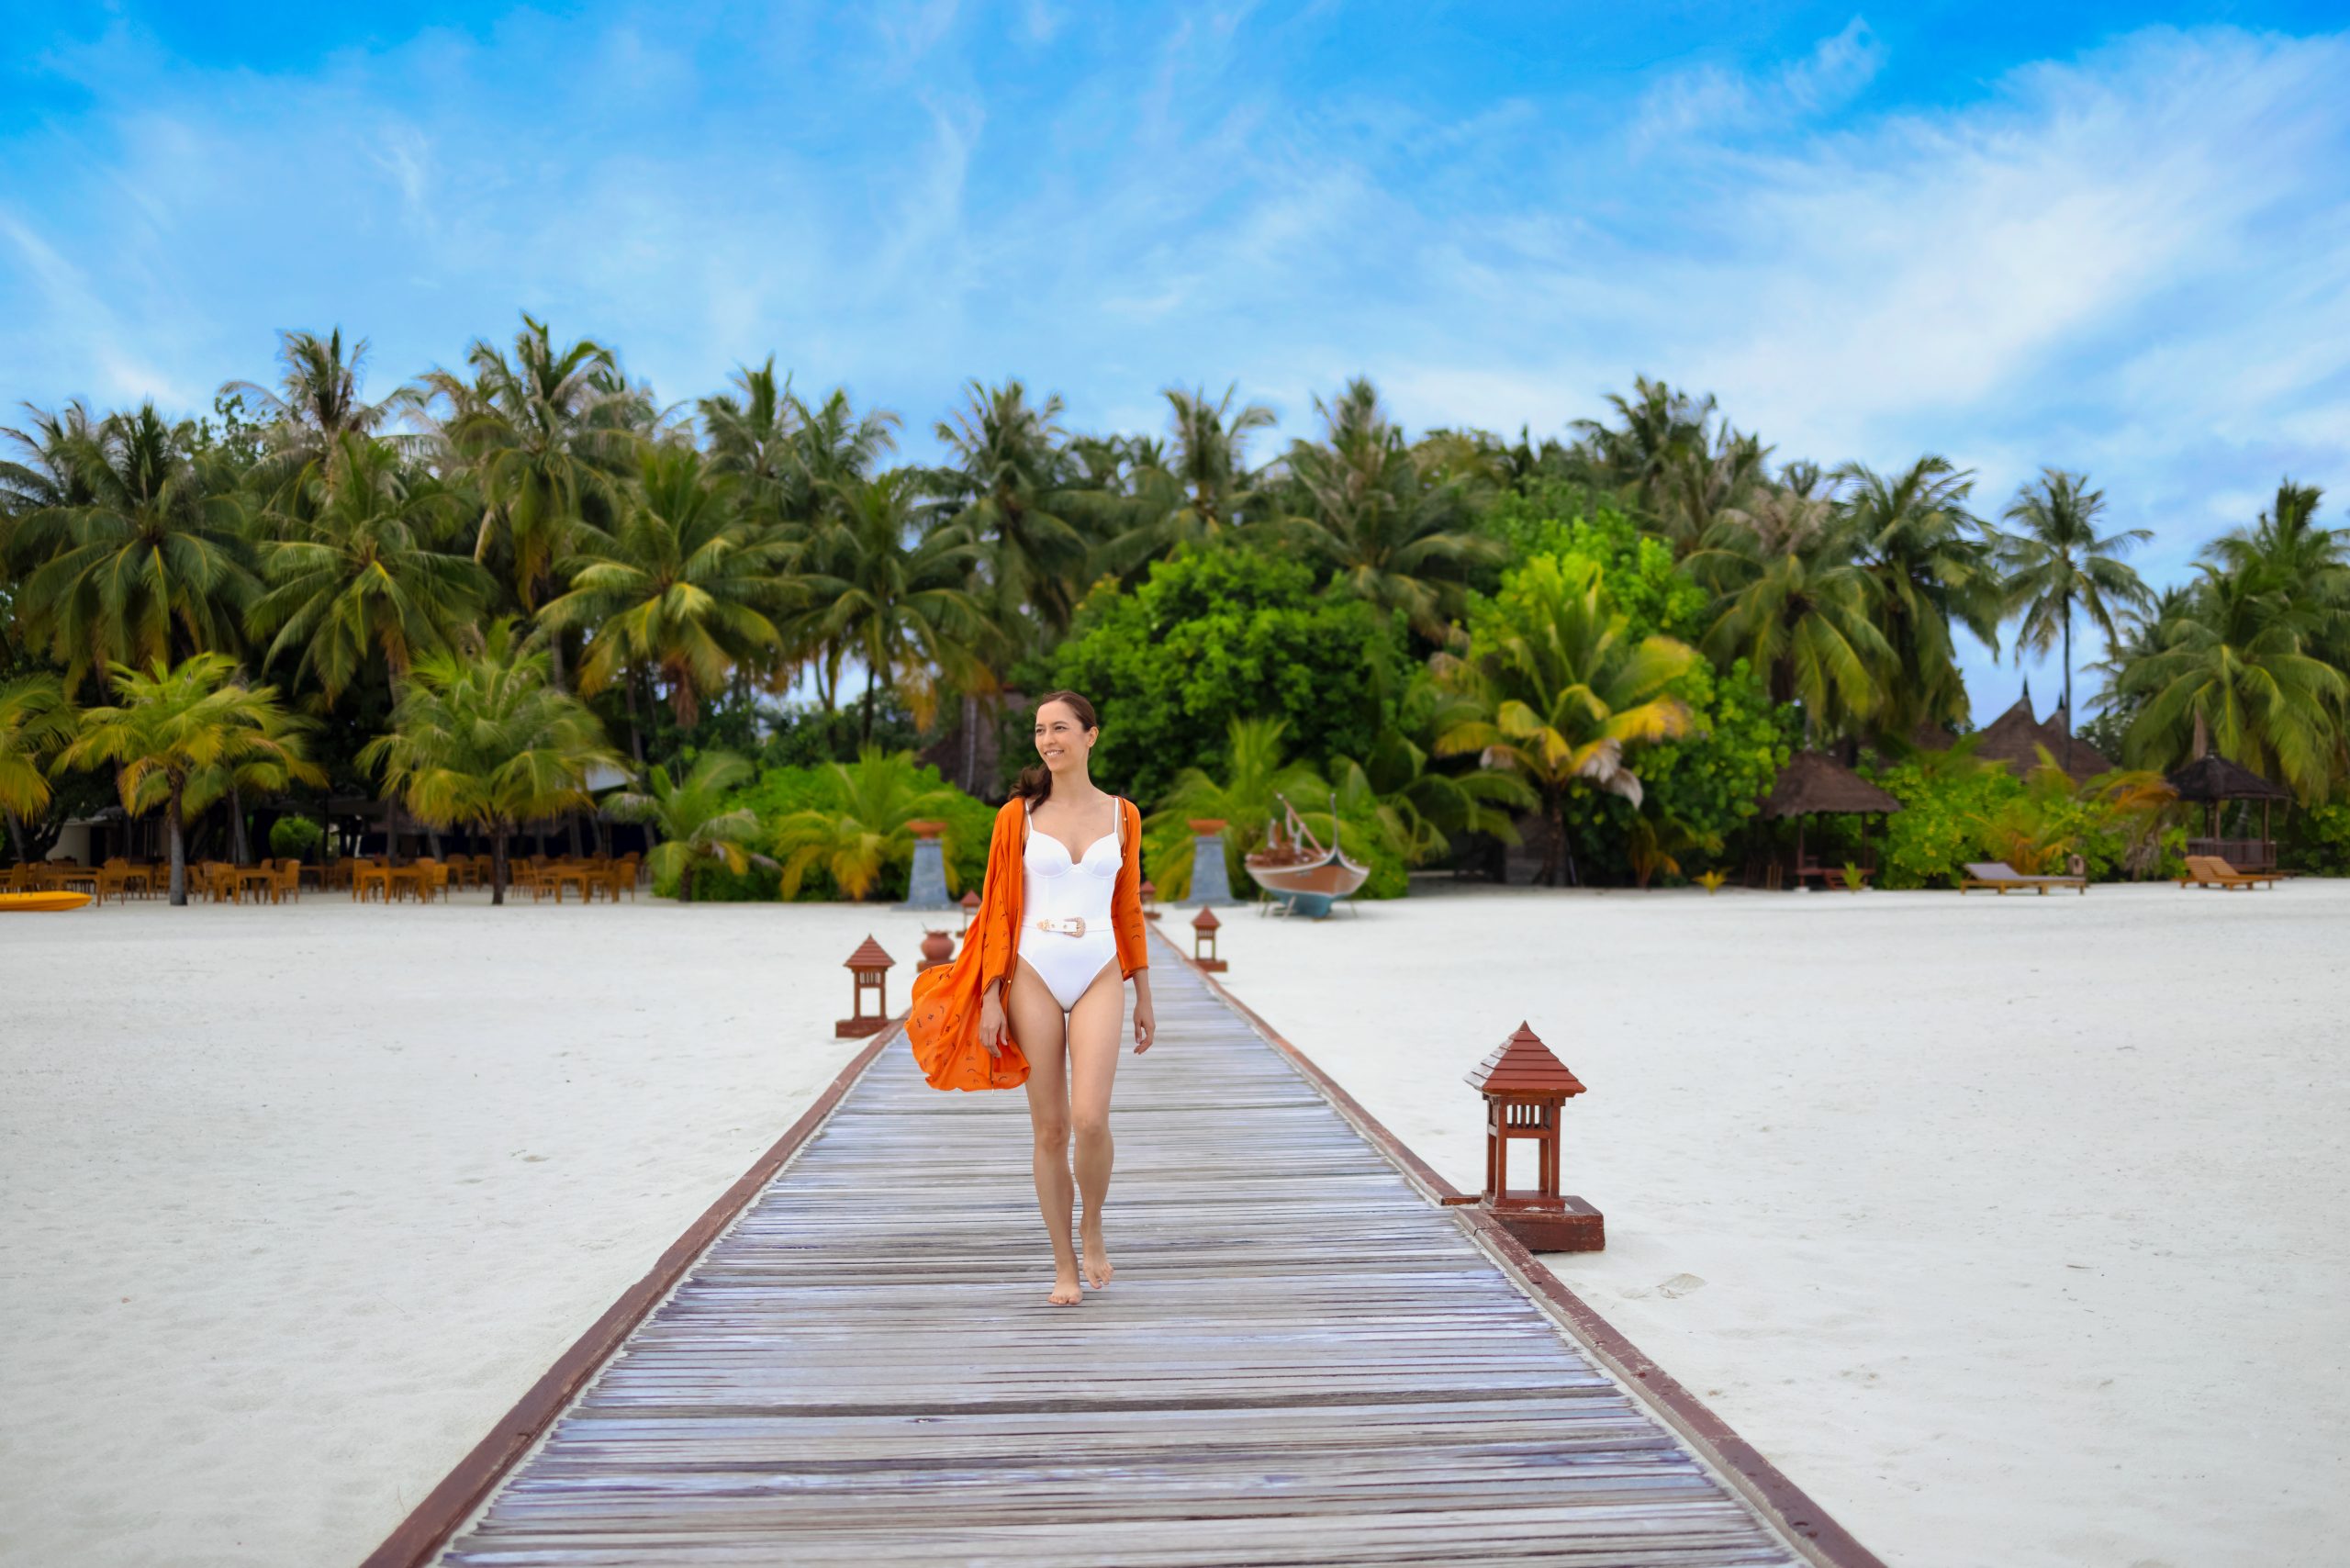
[1034, 702, 1096, 775]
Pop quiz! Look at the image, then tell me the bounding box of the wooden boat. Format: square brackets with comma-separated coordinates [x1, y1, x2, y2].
[1243, 793, 1369, 919]
[0, 890, 91, 913]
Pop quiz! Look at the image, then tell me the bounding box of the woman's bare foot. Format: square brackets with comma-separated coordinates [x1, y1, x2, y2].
[1080, 1220, 1114, 1291]
[1047, 1267, 1082, 1306]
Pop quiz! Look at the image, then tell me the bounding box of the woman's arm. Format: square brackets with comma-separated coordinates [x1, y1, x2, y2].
[1129, 965, 1156, 1053]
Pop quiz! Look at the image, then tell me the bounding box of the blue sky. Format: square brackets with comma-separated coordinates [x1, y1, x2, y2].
[5, 2, 2346, 723]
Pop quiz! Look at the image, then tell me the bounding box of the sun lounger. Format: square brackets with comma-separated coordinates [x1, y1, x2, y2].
[2178, 854, 2277, 890]
[1958, 860, 2087, 895]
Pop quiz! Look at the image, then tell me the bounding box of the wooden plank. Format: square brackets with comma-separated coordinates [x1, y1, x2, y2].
[420, 929, 1843, 1566]
[362, 1027, 901, 1568]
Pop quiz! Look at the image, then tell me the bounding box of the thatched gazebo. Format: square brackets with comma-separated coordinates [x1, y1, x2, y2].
[2165, 754, 2291, 871]
[1759, 750, 1904, 888]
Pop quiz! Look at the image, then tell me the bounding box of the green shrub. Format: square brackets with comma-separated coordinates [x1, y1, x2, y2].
[1039, 543, 1406, 807]
[658, 753, 997, 902]
[268, 815, 324, 859]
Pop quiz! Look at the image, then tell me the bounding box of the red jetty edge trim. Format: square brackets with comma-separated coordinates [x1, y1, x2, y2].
[1149, 924, 1886, 1568]
[358, 1024, 902, 1568]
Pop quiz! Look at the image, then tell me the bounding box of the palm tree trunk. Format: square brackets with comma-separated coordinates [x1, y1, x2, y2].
[2061, 601, 2075, 775]
[963, 692, 979, 794]
[166, 785, 188, 906]
[623, 668, 645, 766]
[679, 854, 696, 905]
[490, 829, 509, 906]
[567, 811, 585, 857]
[384, 795, 402, 867]
[229, 783, 251, 865]
[5, 809, 25, 865]
[428, 825, 444, 859]
[1553, 796, 1580, 888]
[861, 659, 878, 746]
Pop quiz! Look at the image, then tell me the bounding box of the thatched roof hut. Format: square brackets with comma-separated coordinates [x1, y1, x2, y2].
[2165, 754, 2289, 803]
[1761, 750, 1903, 818]
[1971, 689, 2116, 777]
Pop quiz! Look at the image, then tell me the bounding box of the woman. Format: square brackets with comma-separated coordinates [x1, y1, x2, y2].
[974, 689, 1157, 1305]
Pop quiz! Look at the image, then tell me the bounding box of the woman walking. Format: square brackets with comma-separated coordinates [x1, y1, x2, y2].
[912, 689, 1156, 1305]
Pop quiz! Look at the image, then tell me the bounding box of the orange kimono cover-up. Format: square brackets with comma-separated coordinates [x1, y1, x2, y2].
[906, 796, 1150, 1092]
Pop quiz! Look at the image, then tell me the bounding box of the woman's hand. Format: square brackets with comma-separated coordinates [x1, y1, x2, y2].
[1132, 994, 1156, 1054]
[979, 987, 1007, 1058]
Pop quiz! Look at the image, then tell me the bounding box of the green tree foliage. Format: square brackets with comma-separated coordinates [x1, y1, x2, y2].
[250, 431, 490, 705]
[0, 672, 76, 859]
[541, 445, 788, 733]
[1043, 543, 1404, 809]
[359, 622, 621, 902]
[608, 752, 773, 904]
[1433, 554, 1698, 885]
[769, 746, 974, 902]
[57, 654, 322, 902]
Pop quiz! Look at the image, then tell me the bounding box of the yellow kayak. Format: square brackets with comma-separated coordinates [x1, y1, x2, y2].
[0, 890, 91, 912]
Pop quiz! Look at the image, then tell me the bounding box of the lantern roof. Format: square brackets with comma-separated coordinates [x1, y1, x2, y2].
[959, 890, 980, 907]
[1464, 1022, 1586, 1099]
[843, 935, 896, 971]
[1192, 907, 1221, 931]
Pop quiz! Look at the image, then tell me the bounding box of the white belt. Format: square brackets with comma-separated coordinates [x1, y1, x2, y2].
[1034, 916, 1091, 936]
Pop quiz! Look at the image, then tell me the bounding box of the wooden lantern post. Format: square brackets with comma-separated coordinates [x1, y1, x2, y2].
[957, 889, 980, 944]
[1191, 907, 1226, 972]
[1447, 1022, 1604, 1251]
[834, 935, 898, 1037]
[1140, 878, 1161, 921]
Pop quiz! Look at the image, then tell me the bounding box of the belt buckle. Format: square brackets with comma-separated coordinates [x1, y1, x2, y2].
[1036, 915, 1088, 936]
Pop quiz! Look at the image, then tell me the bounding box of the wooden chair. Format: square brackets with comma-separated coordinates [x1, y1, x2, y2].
[273, 858, 302, 902]
[1959, 860, 2087, 895]
[2178, 854, 2277, 890]
[417, 859, 452, 902]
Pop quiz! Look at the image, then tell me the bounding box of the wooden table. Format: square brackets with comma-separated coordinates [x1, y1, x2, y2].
[425, 928, 1818, 1567]
[548, 866, 600, 903]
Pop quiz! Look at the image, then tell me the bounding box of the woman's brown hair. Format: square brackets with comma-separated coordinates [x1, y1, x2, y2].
[1013, 690, 1099, 804]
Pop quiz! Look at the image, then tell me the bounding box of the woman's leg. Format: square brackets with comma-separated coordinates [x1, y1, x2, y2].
[1066, 960, 1125, 1289]
[1009, 958, 1080, 1305]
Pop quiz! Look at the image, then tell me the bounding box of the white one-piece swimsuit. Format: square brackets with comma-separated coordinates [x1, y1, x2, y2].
[1020, 801, 1123, 1011]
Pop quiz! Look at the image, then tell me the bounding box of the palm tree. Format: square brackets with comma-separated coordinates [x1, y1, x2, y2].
[0, 672, 76, 862]
[2121, 563, 2345, 801]
[1097, 385, 1278, 573]
[0, 400, 100, 521]
[220, 328, 396, 503]
[249, 432, 490, 705]
[55, 654, 321, 903]
[1693, 519, 1887, 742]
[932, 378, 1095, 636]
[540, 446, 789, 740]
[1571, 376, 1719, 520]
[405, 315, 629, 615]
[1327, 726, 1535, 868]
[699, 357, 802, 516]
[607, 751, 772, 904]
[1146, 716, 1334, 901]
[1275, 377, 1504, 639]
[358, 622, 623, 903]
[783, 469, 989, 743]
[767, 746, 966, 901]
[1432, 554, 1697, 885]
[10, 405, 257, 683]
[1998, 469, 2152, 752]
[1840, 455, 1998, 740]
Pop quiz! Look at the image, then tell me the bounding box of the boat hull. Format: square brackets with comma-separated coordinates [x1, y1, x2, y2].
[0, 891, 91, 913]
[1245, 854, 1370, 919]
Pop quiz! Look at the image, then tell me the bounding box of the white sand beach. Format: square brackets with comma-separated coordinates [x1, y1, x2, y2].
[3, 881, 2345, 1567]
[0, 898, 935, 1568]
[1213, 879, 2350, 1568]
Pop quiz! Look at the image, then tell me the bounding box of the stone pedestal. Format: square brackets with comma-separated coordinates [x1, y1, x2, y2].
[895, 821, 952, 911]
[1187, 817, 1244, 906]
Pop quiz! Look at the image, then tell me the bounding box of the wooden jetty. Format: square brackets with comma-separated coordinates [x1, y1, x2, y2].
[402, 927, 1867, 1566]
